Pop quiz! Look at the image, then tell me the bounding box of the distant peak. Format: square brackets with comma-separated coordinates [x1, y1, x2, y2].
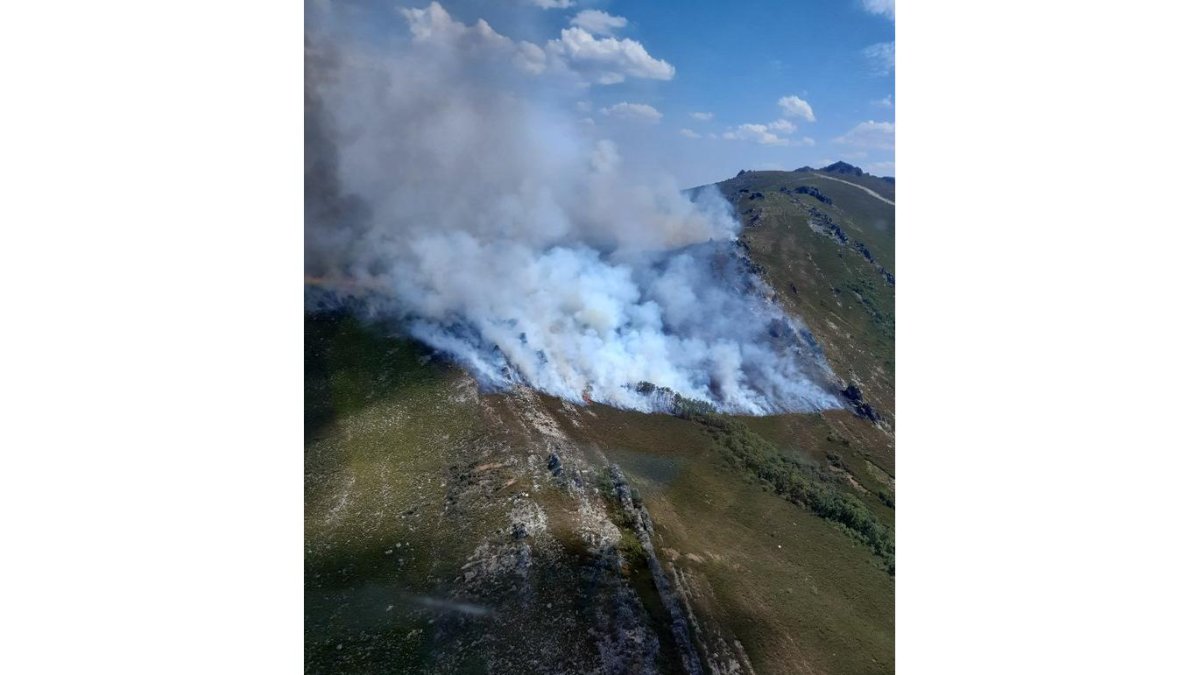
[820, 161, 864, 176]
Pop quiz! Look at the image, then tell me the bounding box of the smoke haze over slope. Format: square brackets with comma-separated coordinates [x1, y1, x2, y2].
[305, 3, 844, 414]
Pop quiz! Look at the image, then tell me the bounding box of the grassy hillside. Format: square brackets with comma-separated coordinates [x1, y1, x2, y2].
[716, 168, 895, 423]
[305, 164, 896, 674]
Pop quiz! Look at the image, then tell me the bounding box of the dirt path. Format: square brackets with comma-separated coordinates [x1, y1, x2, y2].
[811, 174, 895, 206]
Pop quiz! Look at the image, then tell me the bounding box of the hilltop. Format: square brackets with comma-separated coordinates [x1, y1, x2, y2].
[794, 161, 894, 183]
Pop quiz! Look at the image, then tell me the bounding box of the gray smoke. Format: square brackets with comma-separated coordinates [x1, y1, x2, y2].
[306, 3, 844, 414]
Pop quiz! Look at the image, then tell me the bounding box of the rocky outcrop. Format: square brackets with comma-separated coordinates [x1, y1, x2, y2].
[610, 465, 704, 675]
[783, 185, 832, 205]
[807, 207, 895, 286]
[807, 207, 849, 245]
[820, 160, 865, 176]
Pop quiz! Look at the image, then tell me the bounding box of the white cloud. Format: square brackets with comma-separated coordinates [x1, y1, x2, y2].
[600, 102, 663, 123]
[547, 26, 675, 84]
[860, 0, 895, 20]
[689, 111, 714, 121]
[871, 94, 894, 108]
[402, 3, 493, 42]
[723, 124, 789, 146]
[722, 116, 809, 146]
[527, 0, 575, 9]
[570, 9, 627, 35]
[767, 118, 796, 134]
[513, 41, 549, 74]
[834, 120, 895, 150]
[400, 3, 547, 75]
[680, 128, 701, 139]
[863, 41, 895, 75]
[777, 96, 816, 122]
[400, 3, 672, 87]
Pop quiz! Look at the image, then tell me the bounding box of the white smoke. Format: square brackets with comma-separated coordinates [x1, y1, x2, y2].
[305, 3, 844, 415]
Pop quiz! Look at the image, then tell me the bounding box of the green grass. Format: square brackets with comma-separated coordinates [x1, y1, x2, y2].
[687, 412, 894, 574]
[305, 312, 505, 673]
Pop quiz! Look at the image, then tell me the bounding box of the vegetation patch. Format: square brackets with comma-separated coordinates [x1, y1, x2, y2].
[678, 407, 894, 574]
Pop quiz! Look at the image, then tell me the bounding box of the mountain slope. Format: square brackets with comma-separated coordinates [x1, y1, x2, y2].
[305, 165, 896, 674]
[717, 168, 895, 425]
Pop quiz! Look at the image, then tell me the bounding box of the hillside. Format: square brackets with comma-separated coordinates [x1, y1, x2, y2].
[305, 164, 896, 674]
[717, 164, 895, 423]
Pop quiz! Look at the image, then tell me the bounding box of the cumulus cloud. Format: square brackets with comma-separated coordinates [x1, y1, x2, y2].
[569, 9, 627, 35]
[689, 111, 714, 121]
[722, 118, 806, 146]
[767, 118, 796, 134]
[400, 2, 547, 74]
[834, 120, 895, 149]
[600, 102, 662, 123]
[305, 2, 844, 414]
[778, 95, 816, 121]
[679, 128, 701, 139]
[860, 0, 895, 20]
[401, 2, 670, 86]
[863, 41, 895, 75]
[723, 123, 790, 146]
[547, 26, 675, 84]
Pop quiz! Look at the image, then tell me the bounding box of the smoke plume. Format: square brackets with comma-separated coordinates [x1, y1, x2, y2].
[305, 3, 844, 415]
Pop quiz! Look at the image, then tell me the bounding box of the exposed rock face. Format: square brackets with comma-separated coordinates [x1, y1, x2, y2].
[784, 185, 833, 205]
[609, 465, 704, 675]
[807, 207, 850, 246]
[439, 395, 672, 674]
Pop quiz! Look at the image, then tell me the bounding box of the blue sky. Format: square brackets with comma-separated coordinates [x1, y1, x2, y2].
[311, 0, 894, 187]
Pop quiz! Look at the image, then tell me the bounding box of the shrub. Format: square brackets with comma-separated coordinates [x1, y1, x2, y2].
[690, 413, 894, 572]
